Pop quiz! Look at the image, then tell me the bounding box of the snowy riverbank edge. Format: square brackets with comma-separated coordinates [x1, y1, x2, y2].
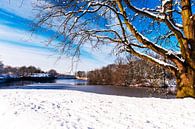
[0, 89, 195, 129]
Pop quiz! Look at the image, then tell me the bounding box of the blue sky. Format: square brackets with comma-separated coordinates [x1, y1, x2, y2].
[0, 0, 116, 73]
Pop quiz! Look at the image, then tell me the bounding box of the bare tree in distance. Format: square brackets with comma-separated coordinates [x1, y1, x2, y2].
[0, 61, 4, 74]
[34, 0, 195, 98]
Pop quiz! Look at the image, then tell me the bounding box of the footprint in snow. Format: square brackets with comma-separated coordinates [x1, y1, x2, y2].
[60, 122, 64, 126]
[57, 104, 60, 109]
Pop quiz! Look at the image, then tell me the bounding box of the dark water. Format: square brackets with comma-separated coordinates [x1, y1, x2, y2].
[0, 79, 174, 99]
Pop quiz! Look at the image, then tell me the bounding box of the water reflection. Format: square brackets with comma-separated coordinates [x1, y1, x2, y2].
[0, 79, 174, 99]
[0, 79, 87, 89]
[55, 79, 88, 85]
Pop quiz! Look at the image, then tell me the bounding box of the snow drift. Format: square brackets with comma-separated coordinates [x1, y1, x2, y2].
[0, 90, 194, 129]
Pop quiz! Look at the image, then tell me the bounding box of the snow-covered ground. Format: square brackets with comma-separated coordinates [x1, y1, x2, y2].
[0, 90, 195, 129]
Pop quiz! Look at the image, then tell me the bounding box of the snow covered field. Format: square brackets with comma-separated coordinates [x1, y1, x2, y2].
[0, 90, 195, 129]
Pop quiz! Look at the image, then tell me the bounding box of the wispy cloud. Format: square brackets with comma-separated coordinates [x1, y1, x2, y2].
[0, 0, 36, 19]
[0, 2, 115, 73]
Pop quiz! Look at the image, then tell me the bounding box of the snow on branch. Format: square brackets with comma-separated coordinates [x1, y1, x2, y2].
[35, 0, 186, 71]
[124, 0, 165, 21]
[162, 0, 172, 13]
[163, 18, 184, 42]
[116, 0, 184, 69]
[126, 47, 177, 74]
[122, 0, 185, 61]
[124, 0, 184, 40]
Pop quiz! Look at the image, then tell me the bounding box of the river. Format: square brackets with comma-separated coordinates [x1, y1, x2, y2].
[0, 79, 174, 98]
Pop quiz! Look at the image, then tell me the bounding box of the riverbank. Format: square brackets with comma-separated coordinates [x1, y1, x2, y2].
[0, 81, 174, 98]
[0, 89, 194, 129]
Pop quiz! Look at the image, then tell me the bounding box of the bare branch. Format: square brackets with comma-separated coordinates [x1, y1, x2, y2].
[116, 0, 184, 69]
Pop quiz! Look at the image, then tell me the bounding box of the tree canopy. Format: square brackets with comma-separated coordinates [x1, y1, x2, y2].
[35, 0, 195, 98]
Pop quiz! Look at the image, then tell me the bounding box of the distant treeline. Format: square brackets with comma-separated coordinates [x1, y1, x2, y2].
[87, 58, 173, 87]
[0, 61, 58, 76]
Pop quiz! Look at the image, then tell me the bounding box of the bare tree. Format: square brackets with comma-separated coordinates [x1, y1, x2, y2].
[0, 61, 4, 74]
[48, 69, 58, 76]
[35, 0, 195, 98]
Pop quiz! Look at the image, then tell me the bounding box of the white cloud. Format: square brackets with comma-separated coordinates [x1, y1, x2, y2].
[0, 24, 52, 49]
[0, 1, 117, 73]
[0, 0, 36, 19]
[0, 42, 110, 74]
[0, 24, 116, 73]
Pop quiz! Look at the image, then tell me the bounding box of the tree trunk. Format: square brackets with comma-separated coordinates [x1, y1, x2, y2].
[176, 67, 195, 98]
